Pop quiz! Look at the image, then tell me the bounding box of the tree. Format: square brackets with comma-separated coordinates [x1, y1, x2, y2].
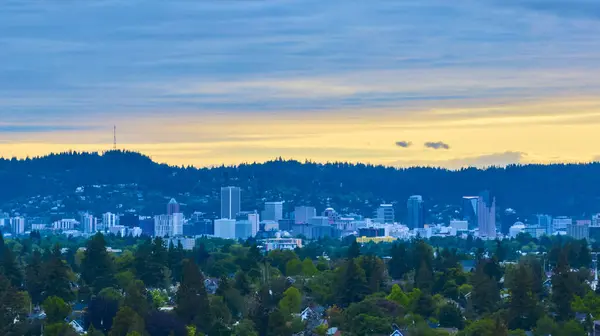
[552, 247, 578, 321]
[387, 284, 410, 307]
[267, 309, 291, 336]
[232, 319, 258, 336]
[301, 258, 318, 276]
[124, 280, 149, 317]
[81, 233, 116, 293]
[0, 275, 29, 336]
[1, 245, 22, 288]
[175, 259, 212, 332]
[44, 323, 78, 336]
[470, 260, 500, 314]
[85, 288, 122, 333]
[285, 258, 302, 276]
[168, 241, 185, 283]
[534, 315, 558, 336]
[43, 296, 72, 324]
[357, 255, 385, 293]
[347, 240, 361, 259]
[388, 242, 409, 280]
[25, 250, 45, 305]
[109, 306, 146, 336]
[506, 263, 540, 330]
[336, 259, 368, 307]
[278, 287, 302, 316]
[42, 245, 75, 302]
[438, 303, 464, 329]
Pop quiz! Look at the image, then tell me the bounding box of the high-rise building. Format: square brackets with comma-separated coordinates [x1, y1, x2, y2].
[552, 216, 572, 231]
[154, 213, 183, 237]
[537, 214, 553, 235]
[262, 201, 283, 221]
[167, 198, 180, 215]
[52, 219, 79, 230]
[221, 187, 241, 219]
[102, 212, 118, 229]
[119, 212, 140, 228]
[248, 212, 260, 237]
[214, 219, 236, 239]
[568, 220, 590, 240]
[10, 217, 25, 235]
[81, 214, 98, 233]
[477, 191, 496, 238]
[294, 206, 316, 224]
[376, 204, 395, 224]
[406, 196, 424, 229]
[235, 220, 253, 240]
[462, 196, 479, 229]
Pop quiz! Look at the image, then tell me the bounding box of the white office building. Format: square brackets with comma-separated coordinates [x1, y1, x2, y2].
[236, 220, 253, 240]
[248, 212, 260, 237]
[214, 219, 236, 239]
[262, 201, 283, 221]
[102, 212, 118, 229]
[52, 219, 79, 231]
[167, 237, 196, 250]
[553, 216, 572, 231]
[537, 214, 553, 235]
[294, 206, 316, 224]
[10, 217, 25, 235]
[221, 186, 241, 219]
[449, 220, 469, 232]
[154, 213, 184, 237]
[81, 214, 97, 234]
[376, 204, 395, 224]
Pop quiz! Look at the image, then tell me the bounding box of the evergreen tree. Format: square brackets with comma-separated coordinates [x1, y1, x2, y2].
[336, 259, 368, 307]
[388, 242, 409, 280]
[43, 296, 72, 323]
[25, 250, 44, 305]
[109, 306, 146, 336]
[552, 247, 577, 321]
[507, 263, 540, 330]
[0, 275, 29, 336]
[81, 233, 116, 293]
[0, 245, 22, 288]
[470, 260, 500, 314]
[347, 239, 361, 259]
[301, 257, 318, 276]
[168, 241, 185, 283]
[124, 280, 149, 317]
[42, 245, 74, 302]
[175, 259, 212, 332]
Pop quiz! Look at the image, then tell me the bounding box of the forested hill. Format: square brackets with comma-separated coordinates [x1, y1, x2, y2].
[1, 150, 599, 219]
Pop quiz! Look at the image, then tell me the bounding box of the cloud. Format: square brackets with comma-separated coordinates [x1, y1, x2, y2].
[424, 141, 450, 150]
[395, 141, 412, 148]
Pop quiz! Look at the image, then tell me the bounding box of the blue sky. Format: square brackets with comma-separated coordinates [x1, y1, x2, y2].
[1, 0, 600, 167]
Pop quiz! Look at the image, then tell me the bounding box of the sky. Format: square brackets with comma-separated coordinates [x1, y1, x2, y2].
[2, 0, 600, 168]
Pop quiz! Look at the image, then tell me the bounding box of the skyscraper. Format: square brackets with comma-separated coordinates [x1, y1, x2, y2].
[537, 214, 553, 235]
[462, 196, 479, 229]
[154, 214, 183, 237]
[294, 206, 316, 224]
[102, 212, 118, 229]
[376, 204, 395, 224]
[214, 219, 236, 239]
[262, 201, 283, 221]
[477, 191, 496, 238]
[221, 186, 241, 219]
[10, 217, 25, 235]
[167, 198, 180, 215]
[406, 195, 424, 229]
[81, 213, 97, 234]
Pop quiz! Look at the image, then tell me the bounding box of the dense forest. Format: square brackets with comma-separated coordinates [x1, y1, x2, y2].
[1, 150, 600, 219]
[0, 231, 597, 336]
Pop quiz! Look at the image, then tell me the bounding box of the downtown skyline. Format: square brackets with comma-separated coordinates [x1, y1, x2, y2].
[2, 0, 600, 168]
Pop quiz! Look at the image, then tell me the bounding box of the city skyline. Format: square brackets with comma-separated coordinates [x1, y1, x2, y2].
[2, 1, 600, 168]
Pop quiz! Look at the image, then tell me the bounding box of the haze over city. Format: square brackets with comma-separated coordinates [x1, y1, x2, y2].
[2, 0, 600, 168]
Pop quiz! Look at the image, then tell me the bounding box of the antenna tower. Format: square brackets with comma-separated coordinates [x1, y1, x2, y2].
[113, 125, 117, 150]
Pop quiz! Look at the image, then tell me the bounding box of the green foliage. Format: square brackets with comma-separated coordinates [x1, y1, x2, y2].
[81, 233, 116, 293]
[301, 258, 318, 276]
[175, 259, 212, 332]
[109, 306, 146, 336]
[438, 303, 465, 329]
[336, 259, 369, 307]
[285, 258, 302, 276]
[278, 287, 302, 316]
[42, 296, 72, 324]
[232, 319, 258, 336]
[44, 322, 78, 336]
[0, 275, 29, 336]
[387, 284, 410, 307]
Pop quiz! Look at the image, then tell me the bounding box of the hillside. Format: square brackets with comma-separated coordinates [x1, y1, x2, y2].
[1, 150, 599, 222]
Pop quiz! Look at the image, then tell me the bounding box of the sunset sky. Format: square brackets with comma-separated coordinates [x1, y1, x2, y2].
[2, 0, 600, 168]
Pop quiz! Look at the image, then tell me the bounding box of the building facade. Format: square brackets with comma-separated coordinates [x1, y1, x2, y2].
[294, 206, 316, 224]
[262, 201, 283, 221]
[214, 218, 236, 239]
[406, 196, 424, 229]
[376, 204, 395, 224]
[477, 191, 496, 239]
[220, 186, 241, 219]
[10, 217, 25, 235]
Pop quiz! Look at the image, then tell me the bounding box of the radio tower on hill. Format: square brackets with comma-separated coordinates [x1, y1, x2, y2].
[113, 125, 117, 150]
